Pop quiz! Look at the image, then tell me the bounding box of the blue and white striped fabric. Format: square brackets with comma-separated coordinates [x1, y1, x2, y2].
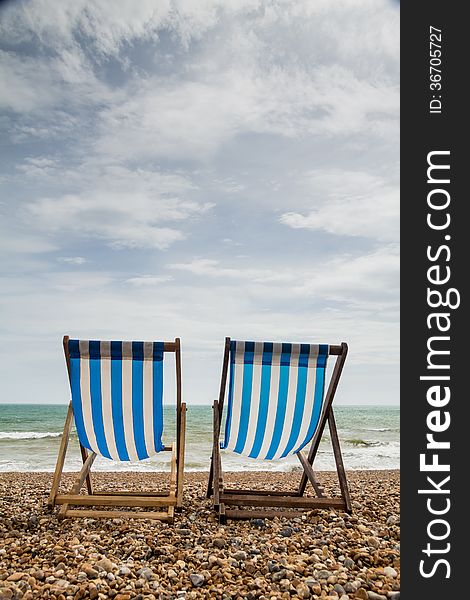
[222, 341, 329, 460]
[68, 340, 165, 462]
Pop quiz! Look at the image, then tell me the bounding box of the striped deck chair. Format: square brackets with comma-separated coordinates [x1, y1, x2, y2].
[207, 338, 351, 522]
[48, 336, 186, 522]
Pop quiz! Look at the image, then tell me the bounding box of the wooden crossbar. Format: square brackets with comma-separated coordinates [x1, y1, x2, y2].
[63, 509, 171, 520]
[220, 494, 346, 509]
[92, 490, 170, 496]
[226, 509, 306, 520]
[223, 489, 299, 497]
[55, 495, 177, 507]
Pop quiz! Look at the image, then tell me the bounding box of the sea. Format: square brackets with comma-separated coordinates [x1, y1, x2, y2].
[0, 404, 399, 473]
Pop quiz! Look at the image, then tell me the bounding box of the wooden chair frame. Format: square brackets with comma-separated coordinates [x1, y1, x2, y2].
[207, 338, 352, 522]
[48, 336, 186, 522]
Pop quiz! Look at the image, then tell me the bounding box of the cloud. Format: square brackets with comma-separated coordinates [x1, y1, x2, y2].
[125, 275, 174, 286]
[94, 63, 398, 162]
[57, 256, 88, 265]
[296, 245, 399, 311]
[1, 0, 398, 159]
[168, 258, 297, 284]
[25, 165, 213, 250]
[280, 170, 399, 242]
[28, 194, 186, 250]
[0, 47, 114, 114]
[16, 156, 58, 177]
[0, 0, 399, 405]
[168, 244, 399, 313]
[0, 0, 260, 55]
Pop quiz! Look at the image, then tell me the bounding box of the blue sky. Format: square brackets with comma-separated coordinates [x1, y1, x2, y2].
[0, 0, 399, 405]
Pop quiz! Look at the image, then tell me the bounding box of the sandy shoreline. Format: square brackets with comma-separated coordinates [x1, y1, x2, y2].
[0, 471, 399, 600]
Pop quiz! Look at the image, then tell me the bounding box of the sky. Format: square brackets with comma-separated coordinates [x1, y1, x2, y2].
[0, 0, 399, 406]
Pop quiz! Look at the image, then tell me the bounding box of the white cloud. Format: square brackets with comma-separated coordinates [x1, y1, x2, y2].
[169, 258, 296, 284]
[57, 256, 88, 265]
[2, 0, 398, 158]
[94, 63, 397, 161]
[296, 245, 399, 311]
[0, 47, 114, 114]
[16, 156, 58, 177]
[280, 170, 399, 242]
[0, 0, 399, 405]
[0, 0, 171, 55]
[25, 165, 213, 250]
[0, 230, 56, 255]
[125, 275, 174, 286]
[168, 244, 399, 313]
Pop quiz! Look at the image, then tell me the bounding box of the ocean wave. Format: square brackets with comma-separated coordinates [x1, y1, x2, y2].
[0, 431, 62, 440]
[361, 427, 393, 432]
[344, 438, 381, 447]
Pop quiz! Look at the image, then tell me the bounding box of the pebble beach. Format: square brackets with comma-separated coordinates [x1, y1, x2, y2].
[0, 471, 400, 600]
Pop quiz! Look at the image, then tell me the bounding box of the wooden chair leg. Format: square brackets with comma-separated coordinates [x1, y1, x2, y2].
[212, 400, 221, 508]
[168, 443, 177, 523]
[48, 403, 74, 508]
[58, 451, 97, 519]
[176, 403, 186, 510]
[207, 399, 219, 499]
[216, 427, 225, 522]
[208, 338, 230, 499]
[80, 444, 93, 495]
[298, 344, 348, 496]
[297, 451, 325, 498]
[207, 458, 214, 499]
[328, 410, 352, 513]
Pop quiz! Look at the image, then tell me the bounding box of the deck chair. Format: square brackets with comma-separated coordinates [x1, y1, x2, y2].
[48, 336, 186, 522]
[207, 338, 351, 522]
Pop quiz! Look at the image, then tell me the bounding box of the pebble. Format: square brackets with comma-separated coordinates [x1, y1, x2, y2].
[189, 574, 205, 587]
[296, 583, 310, 598]
[334, 584, 346, 595]
[83, 564, 99, 579]
[251, 518, 265, 529]
[138, 567, 154, 581]
[367, 593, 388, 600]
[383, 567, 397, 578]
[0, 471, 400, 600]
[317, 570, 331, 580]
[95, 557, 115, 572]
